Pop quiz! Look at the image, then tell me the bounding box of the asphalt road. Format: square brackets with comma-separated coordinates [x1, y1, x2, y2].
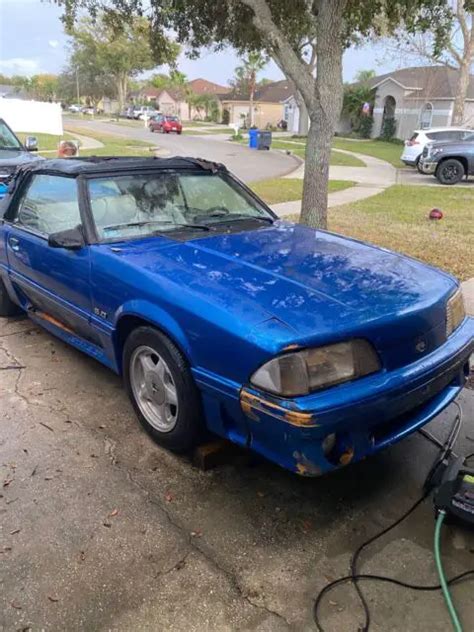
[64, 118, 299, 183]
[1, 313, 473, 631]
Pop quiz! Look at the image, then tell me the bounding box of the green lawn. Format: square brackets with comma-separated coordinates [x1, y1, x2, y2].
[237, 137, 365, 167]
[17, 132, 76, 151]
[271, 140, 365, 166]
[182, 127, 235, 135]
[64, 127, 156, 157]
[250, 178, 356, 205]
[286, 185, 473, 280]
[333, 138, 404, 167]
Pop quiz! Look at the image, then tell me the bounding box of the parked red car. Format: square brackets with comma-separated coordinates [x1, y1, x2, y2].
[149, 114, 182, 134]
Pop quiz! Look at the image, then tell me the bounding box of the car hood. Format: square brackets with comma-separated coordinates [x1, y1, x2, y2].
[0, 149, 44, 167]
[112, 222, 456, 366]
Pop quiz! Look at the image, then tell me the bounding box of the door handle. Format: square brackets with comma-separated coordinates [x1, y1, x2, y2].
[8, 237, 20, 252]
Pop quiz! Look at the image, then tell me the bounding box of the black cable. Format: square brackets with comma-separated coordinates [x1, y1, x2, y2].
[313, 403, 467, 631]
[348, 491, 429, 632]
[313, 570, 474, 631]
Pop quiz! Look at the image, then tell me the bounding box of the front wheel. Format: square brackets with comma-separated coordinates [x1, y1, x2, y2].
[435, 159, 465, 185]
[123, 327, 203, 452]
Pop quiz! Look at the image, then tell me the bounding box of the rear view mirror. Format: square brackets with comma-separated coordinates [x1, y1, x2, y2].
[24, 136, 38, 152]
[48, 226, 85, 250]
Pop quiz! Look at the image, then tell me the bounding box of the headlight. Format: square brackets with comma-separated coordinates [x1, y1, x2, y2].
[431, 147, 444, 157]
[250, 339, 381, 397]
[446, 288, 465, 337]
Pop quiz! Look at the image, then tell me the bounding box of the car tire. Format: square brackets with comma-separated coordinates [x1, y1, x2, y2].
[177, 131, 182, 135]
[435, 159, 465, 185]
[123, 326, 203, 452]
[0, 277, 21, 317]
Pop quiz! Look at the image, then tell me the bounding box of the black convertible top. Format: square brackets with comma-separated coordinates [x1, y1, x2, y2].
[14, 155, 227, 177]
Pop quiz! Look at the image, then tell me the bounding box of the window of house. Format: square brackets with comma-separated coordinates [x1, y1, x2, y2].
[420, 103, 433, 129]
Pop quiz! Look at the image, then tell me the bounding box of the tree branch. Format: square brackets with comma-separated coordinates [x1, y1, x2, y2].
[456, 0, 469, 43]
[237, 0, 316, 107]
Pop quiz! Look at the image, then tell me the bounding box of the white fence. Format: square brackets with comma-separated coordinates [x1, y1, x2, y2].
[0, 98, 63, 136]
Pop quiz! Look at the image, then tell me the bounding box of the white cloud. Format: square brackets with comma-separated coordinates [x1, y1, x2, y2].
[0, 58, 41, 76]
[48, 40, 59, 48]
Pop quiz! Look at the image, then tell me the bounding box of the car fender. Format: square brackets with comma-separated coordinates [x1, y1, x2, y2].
[113, 299, 192, 366]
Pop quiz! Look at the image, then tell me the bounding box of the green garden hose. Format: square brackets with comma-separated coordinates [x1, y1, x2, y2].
[434, 510, 463, 632]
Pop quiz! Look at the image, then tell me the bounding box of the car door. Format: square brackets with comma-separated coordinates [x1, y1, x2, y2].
[4, 173, 95, 341]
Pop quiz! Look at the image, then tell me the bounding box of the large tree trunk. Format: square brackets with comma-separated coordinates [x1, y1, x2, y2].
[452, 9, 474, 125]
[300, 4, 345, 228]
[242, 0, 346, 228]
[116, 74, 128, 112]
[452, 60, 471, 125]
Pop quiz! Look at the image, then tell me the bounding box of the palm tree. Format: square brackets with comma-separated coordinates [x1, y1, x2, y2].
[234, 52, 268, 127]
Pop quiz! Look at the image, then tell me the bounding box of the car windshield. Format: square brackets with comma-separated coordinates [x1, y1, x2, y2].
[0, 121, 22, 150]
[87, 172, 273, 241]
[166, 116, 179, 122]
[463, 133, 474, 142]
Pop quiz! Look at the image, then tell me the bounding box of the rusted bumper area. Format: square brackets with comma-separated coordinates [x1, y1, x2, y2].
[239, 319, 473, 476]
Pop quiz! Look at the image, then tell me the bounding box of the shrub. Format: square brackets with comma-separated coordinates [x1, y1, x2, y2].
[380, 117, 397, 141]
[358, 115, 373, 138]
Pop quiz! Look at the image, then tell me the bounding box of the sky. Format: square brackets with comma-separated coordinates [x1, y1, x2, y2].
[0, 0, 410, 85]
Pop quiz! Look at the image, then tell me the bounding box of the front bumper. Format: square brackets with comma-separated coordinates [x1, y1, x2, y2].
[419, 160, 437, 174]
[239, 317, 473, 475]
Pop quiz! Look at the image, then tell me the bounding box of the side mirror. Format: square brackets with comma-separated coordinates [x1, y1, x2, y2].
[24, 136, 38, 152]
[48, 226, 85, 250]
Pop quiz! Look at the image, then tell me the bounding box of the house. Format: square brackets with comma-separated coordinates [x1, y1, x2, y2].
[368, 66, 474, 139]
[135, 78, 231, 120]
[284, 66, 474, 139]
[221, 80, 292, 128]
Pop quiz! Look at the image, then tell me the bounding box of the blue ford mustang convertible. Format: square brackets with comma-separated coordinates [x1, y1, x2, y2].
[0, 157, 472, 475]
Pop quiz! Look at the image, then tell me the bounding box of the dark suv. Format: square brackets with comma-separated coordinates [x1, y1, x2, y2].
[419, 131, 474, 184]
[0, 118, 42, 187]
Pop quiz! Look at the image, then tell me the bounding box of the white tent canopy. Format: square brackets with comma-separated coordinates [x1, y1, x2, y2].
[0, 98, 63, 136]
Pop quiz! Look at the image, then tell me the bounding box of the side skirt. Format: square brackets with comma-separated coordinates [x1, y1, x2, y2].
[28, 309, 117, 372]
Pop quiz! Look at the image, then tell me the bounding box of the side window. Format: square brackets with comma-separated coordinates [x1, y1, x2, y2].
[15, 175, 81, 236]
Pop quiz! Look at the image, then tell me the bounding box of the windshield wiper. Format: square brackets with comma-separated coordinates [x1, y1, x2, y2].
[211, 214, 274, 224]
[102, 220, 210, 232]
[0, 146, 22, 151]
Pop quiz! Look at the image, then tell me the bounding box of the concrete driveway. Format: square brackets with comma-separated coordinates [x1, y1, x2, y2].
[1, 312, 474, 631]
[64, 118, 299, 183]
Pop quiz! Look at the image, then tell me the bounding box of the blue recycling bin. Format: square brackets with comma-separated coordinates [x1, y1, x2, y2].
[248, 128, 258, 149]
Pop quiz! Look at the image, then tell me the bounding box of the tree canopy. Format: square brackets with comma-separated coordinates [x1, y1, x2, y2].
[54, 0, 456, 228]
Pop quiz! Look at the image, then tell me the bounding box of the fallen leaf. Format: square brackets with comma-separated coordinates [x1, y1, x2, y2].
[79, 551, 86, 562]
[47, 595, 59, 603]
[10, 529, 21, 535]
[165, 492, 174, 502]
[109, 508, 119, 517]
[175, 559, 186, 571]
[30, 465, 38, 477]
[11, 600, 22, 609]
[190, 529, 202, 538]
[257, 491, 265, 498]
[98, 424, 106, 429]
[329, 600, 338, 607]
[3, 478, 13, 487]
[103, 521, 112, 528]
[44, 477, 53, 481]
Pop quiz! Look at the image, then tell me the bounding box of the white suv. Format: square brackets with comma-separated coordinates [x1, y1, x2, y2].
[401, 128, 470, 168]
